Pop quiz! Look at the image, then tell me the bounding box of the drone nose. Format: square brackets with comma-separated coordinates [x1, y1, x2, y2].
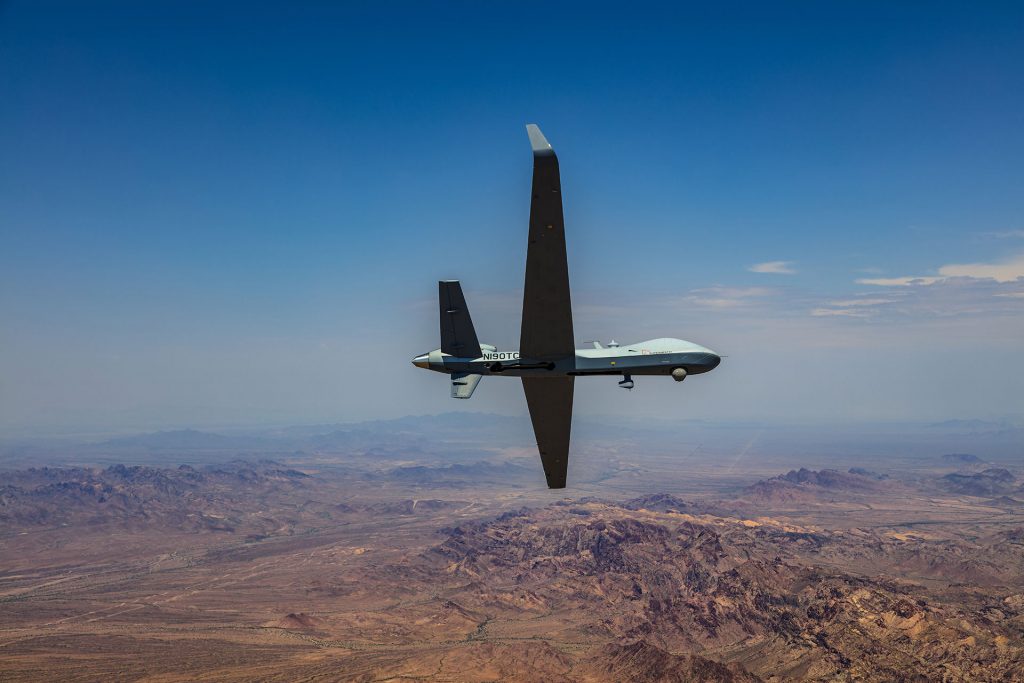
[697, 350, 721, 370]
[412, 354, 429, 369]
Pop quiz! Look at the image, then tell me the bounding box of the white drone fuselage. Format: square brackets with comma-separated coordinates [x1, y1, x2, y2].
[413, 337, 720, 379]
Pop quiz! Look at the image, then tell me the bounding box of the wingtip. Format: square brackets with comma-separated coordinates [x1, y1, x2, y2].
[525, 123, 555, 157]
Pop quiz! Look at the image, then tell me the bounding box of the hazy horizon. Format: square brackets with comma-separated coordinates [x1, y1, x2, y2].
[3, 407, 1024, 442]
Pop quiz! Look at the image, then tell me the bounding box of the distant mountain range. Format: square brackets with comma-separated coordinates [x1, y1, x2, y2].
[740, 467, 899, 504]
[940, 468, 1019, 496]
[99, 429, 259, 450]
[928, 418, 1020, 432]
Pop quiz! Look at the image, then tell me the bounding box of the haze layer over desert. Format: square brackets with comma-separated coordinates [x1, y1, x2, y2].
[2, 416, 1022, 681]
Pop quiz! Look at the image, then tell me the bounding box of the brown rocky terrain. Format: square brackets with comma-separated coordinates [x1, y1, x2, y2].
[398, 500, 1023, 681]
[2, 457, 1023, 681]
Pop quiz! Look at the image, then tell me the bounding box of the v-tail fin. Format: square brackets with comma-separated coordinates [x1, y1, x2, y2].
[439, 280, 482, 359]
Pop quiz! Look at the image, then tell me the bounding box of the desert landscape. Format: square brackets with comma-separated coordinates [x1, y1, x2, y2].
[1, 417, 1022, 681]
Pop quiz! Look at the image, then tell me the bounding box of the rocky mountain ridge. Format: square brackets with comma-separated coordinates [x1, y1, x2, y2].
[404, 500, 1023, 680]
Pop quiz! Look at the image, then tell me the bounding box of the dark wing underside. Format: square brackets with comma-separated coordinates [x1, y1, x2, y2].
[522, 377, 574, 489]
[519, 124, 574, 360]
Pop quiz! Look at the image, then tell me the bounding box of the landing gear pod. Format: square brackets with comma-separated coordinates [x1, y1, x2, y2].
[672, 367, 688, 382]
[618, 375, 634, 390]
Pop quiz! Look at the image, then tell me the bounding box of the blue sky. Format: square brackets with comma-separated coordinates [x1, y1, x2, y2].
[2, 2, 1023, 433]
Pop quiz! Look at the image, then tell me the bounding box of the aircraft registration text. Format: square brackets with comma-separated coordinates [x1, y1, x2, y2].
[482, 351, 520, 361]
